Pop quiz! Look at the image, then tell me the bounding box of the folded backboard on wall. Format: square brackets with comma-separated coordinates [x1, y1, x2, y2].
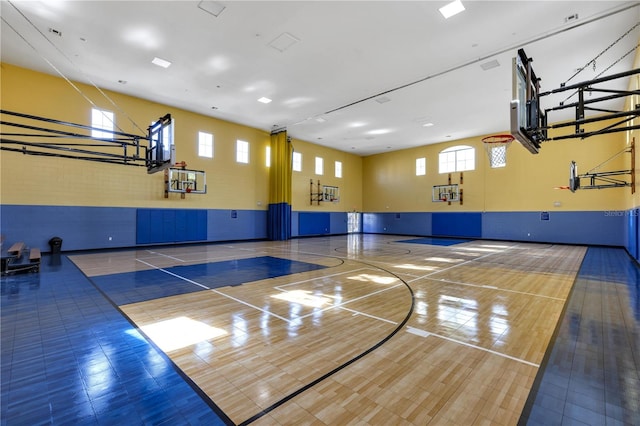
[432, 184, 458, 202]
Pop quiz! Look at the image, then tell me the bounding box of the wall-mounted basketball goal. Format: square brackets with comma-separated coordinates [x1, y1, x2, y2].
[164, 162, 207, 199]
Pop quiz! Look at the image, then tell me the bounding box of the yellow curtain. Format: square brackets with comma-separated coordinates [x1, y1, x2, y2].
[269, 130, 292, 204]
[267, 130, 292, 240]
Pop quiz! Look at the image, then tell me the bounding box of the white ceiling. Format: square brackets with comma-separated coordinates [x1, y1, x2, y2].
[2, 1, 639, 156]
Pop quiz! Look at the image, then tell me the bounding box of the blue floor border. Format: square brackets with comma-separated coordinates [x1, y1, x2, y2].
[1, 254, 232, 426]
[520, 247, 640, 425]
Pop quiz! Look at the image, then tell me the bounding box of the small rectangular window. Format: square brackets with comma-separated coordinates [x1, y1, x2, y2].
[91, 108, 114, 139]
[292, 152, 302, 172]
[416, 157, 426, 176]
[335, 161, 342, 178]
[315, 157, 323, 175]
[198, 132, 213, 158]
[266, 146, 271, 167]
[236, 140, 249, 164]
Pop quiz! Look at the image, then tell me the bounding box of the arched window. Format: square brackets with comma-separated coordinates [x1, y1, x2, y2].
[438, 145, 475, 173]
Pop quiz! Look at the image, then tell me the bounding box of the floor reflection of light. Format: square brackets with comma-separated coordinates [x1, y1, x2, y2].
[347, 273, 397, 284]
[455, 247, 502, 253]
[140, 316, 227, 352]
[82, 346, 115, 411]
[416, 301, 428, 316]
[490, 304, 510, 338]
[395, 264, 438, 271]
[479, 244, 511, 249]
[272, 289, 332, 308]
[424, 257, 464, 263]
[260, 310, 270, 337]
[231, 313, 248, 347]
[438, 295, 477, 337]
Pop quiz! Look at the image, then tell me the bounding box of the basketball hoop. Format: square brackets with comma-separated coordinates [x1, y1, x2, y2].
[482, 134, 514, 168]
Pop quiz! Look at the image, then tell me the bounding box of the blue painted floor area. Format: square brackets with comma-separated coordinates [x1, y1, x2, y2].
[1, 255, 230, 426]
[521, 247, 640, 426]
[398, 237, 472, 246]
[92, 256, 327, 305]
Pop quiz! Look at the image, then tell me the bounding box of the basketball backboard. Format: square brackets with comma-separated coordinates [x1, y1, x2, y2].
[569, 161, 580, 192]
[147, 114, 176, 174]
[510, 49, 547, 154]
[166, 167, 207, 195]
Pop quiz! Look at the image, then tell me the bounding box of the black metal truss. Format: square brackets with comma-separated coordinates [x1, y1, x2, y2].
[1, 110, 149, 167]
[538, 68, 640, 141]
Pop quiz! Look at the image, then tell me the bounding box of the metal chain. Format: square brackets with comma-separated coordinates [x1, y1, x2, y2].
[563, 21, 640, 86]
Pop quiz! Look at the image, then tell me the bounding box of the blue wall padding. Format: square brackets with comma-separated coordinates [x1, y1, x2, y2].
[625, 209, 639, 262]
[0, 204, 633, 252]
[362, 212, 431, 236]
[330, 212, 348, 235]
[1, 205, 137, 251]
[363, 211, 626, 247]
[432, 212, 482, 238]
[483, 211, 624, 246]
[298, 212, 330, 236]
[136, 209, 207, 244]
[267, 203, 291, 241]
[0, 205, 266, 252]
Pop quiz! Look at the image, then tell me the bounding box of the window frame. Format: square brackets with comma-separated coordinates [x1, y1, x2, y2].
[236, 139, 249, 164]
[438, 145, 475, 173]
[198, 131, 213, 158]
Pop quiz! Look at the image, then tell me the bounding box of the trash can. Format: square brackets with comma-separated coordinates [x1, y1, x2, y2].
[49, 237, 63, 254]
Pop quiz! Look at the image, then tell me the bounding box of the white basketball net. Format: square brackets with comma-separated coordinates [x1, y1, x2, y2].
[482, 136, 513, 168]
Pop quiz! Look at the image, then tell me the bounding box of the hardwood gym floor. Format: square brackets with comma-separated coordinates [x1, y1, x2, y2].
[2, 235, 639, 425]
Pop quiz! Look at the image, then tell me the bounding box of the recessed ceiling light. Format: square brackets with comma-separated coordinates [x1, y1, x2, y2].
[315, 117, 327, 123]
[368, 129, 392, 135]
[439, 0, 465, 19]
[258, 97, 272, 104]
[375, 96, 391, 104]
[152, 57, 171, 68]
[422, 122, 434, 127]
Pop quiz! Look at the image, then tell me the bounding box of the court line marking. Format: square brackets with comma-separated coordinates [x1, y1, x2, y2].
[136, 259, 209, 289]
[135, 258, 292, 324]
[210, 288, 292, 324]
[406, 326, 539, 367]
[145, 250, 186, 262]
[273, 267, 371, 290]
[338, 306, 397, 325]
[423, 277, 567, 301]
[296, 283, 404, 321]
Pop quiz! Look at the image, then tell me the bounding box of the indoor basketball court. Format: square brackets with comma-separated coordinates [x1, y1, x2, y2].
[65, 235, 586, 425]
[2, 1, 639, 425]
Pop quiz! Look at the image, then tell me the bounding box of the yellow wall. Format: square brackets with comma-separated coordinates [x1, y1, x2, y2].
[363, 126, 629, 213]
[290, 138, 363, 212]
[1, 63, 631, 215]
[0, 63, 363, 212]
